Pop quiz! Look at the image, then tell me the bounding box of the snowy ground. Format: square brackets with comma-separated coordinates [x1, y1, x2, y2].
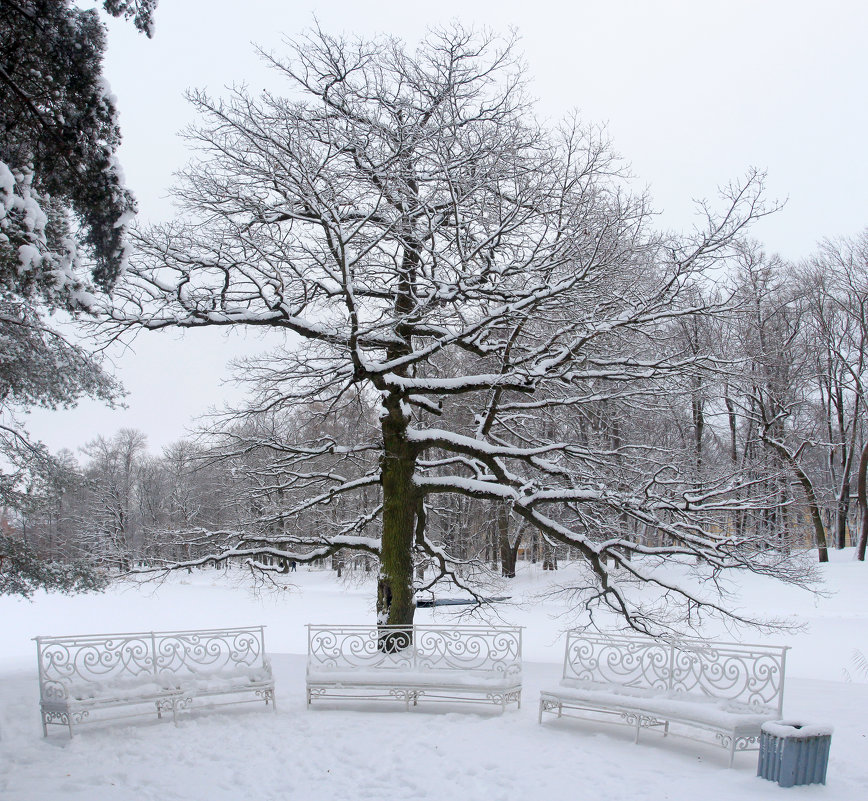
[1, 550, 866, 800]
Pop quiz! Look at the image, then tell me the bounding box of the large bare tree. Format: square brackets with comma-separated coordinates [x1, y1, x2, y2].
[107, 26, 808, 634]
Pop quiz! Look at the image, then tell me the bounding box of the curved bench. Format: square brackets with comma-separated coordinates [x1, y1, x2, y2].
[35, 626, 275, 737]
[538, 631, 789, 766]
[306, 624, 522, 711]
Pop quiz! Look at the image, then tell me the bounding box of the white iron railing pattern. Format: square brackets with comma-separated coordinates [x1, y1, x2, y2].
[36, 626, 268, 701]
[307, 624, 522, 677]
[562, 632, 788, 713]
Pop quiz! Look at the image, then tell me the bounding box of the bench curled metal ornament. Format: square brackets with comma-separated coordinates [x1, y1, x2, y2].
[35, 626, 276, 737]
[306, 624, 522, 711]
[538, 631, 789, 767]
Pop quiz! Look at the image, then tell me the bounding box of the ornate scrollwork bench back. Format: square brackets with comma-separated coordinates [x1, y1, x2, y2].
[35, 626, 275, 736]
[152, 628, 268, 681]
[562, 632, 788, 714]
[37, 632, 158, 704]
[306, 624, 522, 709]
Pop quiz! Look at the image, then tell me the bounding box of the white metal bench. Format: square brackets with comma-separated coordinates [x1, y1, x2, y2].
[538, 631, 789, 766]
[35, 626, 276, 737]
[306, 624, 522, 711]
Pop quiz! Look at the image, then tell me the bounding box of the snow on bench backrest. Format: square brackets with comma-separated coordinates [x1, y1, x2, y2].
[36, 632, 157, 703]
[562, 631, 788, 713]
[35, 627, 269, 701]
[151, 628, 268, 676]
[307, 625, 522, 678]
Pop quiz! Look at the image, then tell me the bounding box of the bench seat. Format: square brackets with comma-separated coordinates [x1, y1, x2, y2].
[308, 668, 519, 689]
[541, 681, 775, 733]
[538, 632, 789, 766]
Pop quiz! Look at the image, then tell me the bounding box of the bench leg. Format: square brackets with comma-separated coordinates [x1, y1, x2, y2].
[67, 715, 74, 739]
[728, 736, 737, 768]
[538, 698, 560, 723]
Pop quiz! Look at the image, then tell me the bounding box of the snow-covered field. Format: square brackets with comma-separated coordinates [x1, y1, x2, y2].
[1, 551, 866, 800]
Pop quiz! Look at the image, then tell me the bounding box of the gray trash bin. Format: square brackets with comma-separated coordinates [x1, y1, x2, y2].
[757, 721, 833, 787]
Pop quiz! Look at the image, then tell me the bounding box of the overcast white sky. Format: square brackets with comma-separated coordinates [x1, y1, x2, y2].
[25, 0, 868, 459]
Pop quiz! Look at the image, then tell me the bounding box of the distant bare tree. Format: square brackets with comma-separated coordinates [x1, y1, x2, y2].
[801, 231, 868, 550]
[79, 429, 148, 569]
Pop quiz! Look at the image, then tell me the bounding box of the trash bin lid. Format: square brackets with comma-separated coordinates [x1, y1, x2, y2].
[761, 721, 834, 738]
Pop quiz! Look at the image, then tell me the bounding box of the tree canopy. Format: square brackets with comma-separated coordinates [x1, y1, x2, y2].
[108, 26, 813, 634]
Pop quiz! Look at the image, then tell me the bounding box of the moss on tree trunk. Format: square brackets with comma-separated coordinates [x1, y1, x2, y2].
[377, 392, 418, 647]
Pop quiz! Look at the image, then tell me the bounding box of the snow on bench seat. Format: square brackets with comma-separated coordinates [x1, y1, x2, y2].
[543, 681, 776, 732]
[538, 632, 789, 766]
[35, 626, 276, 737]
[306, 624, 522, 711]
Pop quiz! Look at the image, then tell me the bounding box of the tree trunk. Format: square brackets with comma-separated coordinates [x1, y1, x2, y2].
[763, 436, 829, 562]
[764, 436, 829, 562]
[487, 519, 499, 570]
[856, 440, 868, 561]
[778, 482, 791, 555]
[498, 506, 522, 578]
[834, 393, 861, 550]
[376, 222, 421, 646]
[796, 470, 829, 563]
[377, 392, 418, 648]
[500, 538, 518, 577]
[691, 378, 704, 484]
[724, 391, 745, 539]
[835, 485, 851, 550]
